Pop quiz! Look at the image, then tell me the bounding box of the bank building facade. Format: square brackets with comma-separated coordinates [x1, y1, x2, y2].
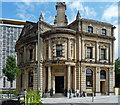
[15, 2, 116, 96]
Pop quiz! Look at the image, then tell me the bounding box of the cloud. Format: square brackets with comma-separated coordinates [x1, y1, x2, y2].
[102, 4, 118, 22]
[84, 6, 96, 18]
[15, 2, 37, 21]
[67, 1, 96, 23]
[46, 15, 54, 24]
[68, 1, 84, 11]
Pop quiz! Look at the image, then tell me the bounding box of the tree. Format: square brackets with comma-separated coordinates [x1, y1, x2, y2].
[115, 58, 120, 87]
[2, 56, 20, 88]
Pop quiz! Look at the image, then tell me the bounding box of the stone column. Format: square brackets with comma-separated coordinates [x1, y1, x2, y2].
[24, 69, 27, 90]
[33, 68, 38, 91]
[40, 38, 43, 61]
[82, 39, 85, 60]
[78, 36, 81, 61]
[106, 47, 109, 62]
[108, 68, 114, 95]
[48, 66, 51, 92]
[109, 42, 112, 63]
[64, 67, 67, 89]
[40, 63, 43, 92]
[96, 41, 99, 62]
[36, 42, 38, 61]
[96, 67, 101, 96]
[68, 38, 71, 60]
[74, 39, 76, 60]
[73, 66, 76, 92]
[18, 52, 20, 65]
[26, 70, 28, 90]
[52, 75, 55, 94]
[81, 65, 86, 92]
[78, 64, 80, 90]
[48, 39, 51, 60]
[24, 46, 26, 63]
[112, 42, 115, 63]
[67, 65, 71, 97]
[44, 67, 46, 91]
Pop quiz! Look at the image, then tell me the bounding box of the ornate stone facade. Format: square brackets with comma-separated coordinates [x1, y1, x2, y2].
[15, 2, 116, 96]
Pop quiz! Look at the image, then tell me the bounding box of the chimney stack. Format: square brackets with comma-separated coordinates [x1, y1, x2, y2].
[54, 2, 68, 27]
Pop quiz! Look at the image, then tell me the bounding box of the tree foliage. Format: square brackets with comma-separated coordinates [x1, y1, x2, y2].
[2, 56, 20, 85]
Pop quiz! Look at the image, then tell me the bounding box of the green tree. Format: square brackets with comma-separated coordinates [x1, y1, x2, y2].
[115, 58, 120, 87]
[2, 56, 20, 88]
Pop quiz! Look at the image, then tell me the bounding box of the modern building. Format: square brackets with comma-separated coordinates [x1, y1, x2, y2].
[15, 2, 116, 96]
[0, 19, 25, 90]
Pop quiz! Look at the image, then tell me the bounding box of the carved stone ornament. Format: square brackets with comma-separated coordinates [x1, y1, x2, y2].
[55, 69, 64, 73]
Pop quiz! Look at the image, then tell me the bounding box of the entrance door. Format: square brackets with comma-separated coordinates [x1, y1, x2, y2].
[100, 81, 105, 94]
[55, 76, 64, 93]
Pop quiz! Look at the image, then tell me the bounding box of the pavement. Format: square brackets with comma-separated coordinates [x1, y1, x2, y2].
[42, 95, 120, 104]
[0, 95, 120, 105]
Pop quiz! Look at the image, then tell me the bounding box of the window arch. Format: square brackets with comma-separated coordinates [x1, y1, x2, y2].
[86, 69, 93, 87]
[28, 70, 33, 87]
[100, 70, 106, 79]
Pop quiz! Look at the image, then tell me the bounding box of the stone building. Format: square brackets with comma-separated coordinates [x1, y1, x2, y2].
[15, 2, 116, 96]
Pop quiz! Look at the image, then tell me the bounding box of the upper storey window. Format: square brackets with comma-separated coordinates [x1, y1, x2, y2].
[101, 49, 106, 60]
[30, 49, 33, 60]
[87, 47, 92, 59]
[56, 44, 62, 57]
[88, 26, 93, 33]
[102, 29, 106, 35]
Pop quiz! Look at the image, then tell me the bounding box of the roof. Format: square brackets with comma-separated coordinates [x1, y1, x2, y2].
[0, 18, 26, 25]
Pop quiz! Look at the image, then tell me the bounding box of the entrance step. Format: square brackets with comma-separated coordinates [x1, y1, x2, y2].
[51, 93, 66, 98]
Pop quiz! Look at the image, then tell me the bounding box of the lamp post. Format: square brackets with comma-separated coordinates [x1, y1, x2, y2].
[37, 20, 40, 91]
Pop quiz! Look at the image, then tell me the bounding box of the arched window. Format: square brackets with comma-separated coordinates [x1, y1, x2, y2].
[3, 77, 6, 88]
[86, 69, 93, 87]
[30, 49, 33, 60]
[100, 70, 106, 79]
[28, 70, 33, 87]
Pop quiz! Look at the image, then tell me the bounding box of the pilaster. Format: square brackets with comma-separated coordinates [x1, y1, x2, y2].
[24, 46, 27, 63]
[48, 39, 51, 60]
[95, 66, 101, 96]
[74, 39, 76, 60]
[68, 38, 71, 60]
[67, 65, 71, 97]
[109, 42, 112, 63]
[48, 66, 51, 91]
[108, 67, 114, 95]
[82, 39, 85, 60]
[78, 36, 81, 61]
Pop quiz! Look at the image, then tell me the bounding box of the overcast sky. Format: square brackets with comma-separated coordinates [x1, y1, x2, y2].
[1, 0, 119, 59]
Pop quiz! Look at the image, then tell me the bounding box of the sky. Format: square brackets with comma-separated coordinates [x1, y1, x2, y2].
[1, 0, 119, 59]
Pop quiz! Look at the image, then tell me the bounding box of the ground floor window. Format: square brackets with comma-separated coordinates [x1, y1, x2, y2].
[100, 70, 106, 79]
[28, 70, 33, 87]
[86, 69, 93, 87]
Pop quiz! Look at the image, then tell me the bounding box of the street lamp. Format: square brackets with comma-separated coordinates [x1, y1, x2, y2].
[37, 20, 40, 91]
[37, 13, 43, 92]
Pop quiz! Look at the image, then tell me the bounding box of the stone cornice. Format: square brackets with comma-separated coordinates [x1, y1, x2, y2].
[42, 28, 76, 38]
[78, 31, 116, 41]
